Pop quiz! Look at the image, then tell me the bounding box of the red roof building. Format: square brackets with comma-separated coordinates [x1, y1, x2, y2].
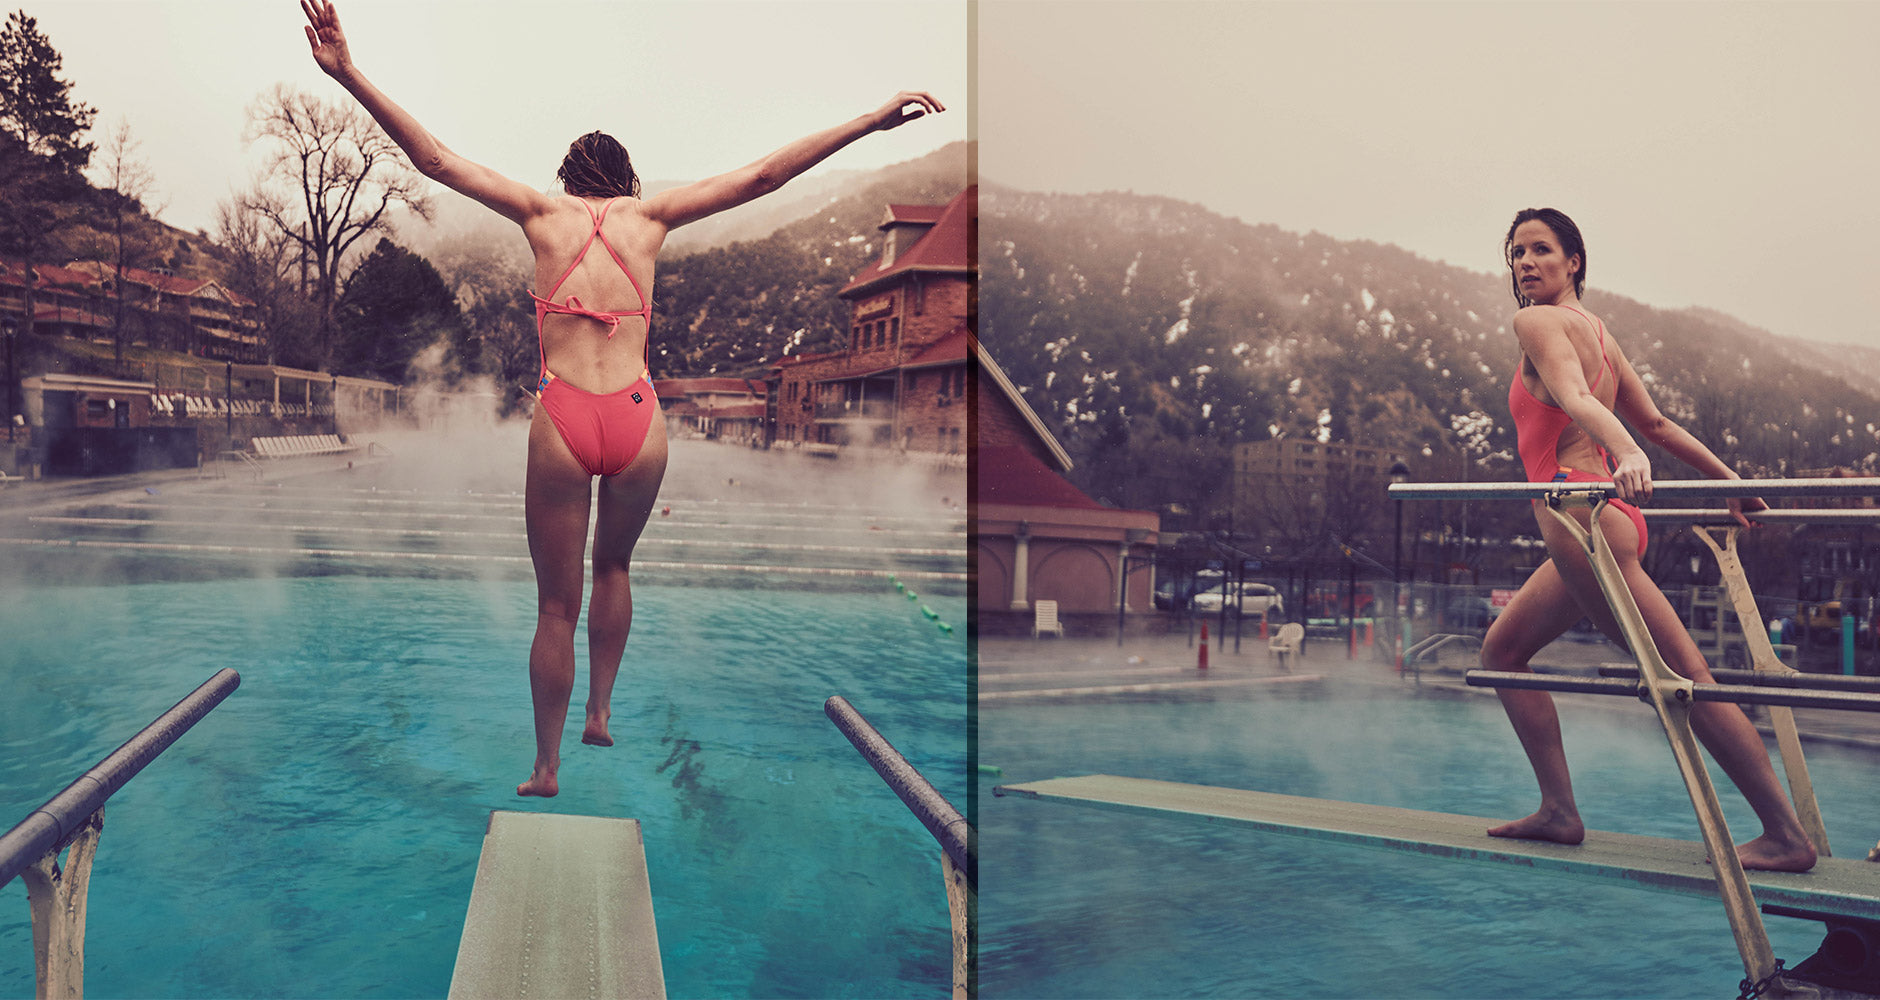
[1, 257, 262, 361]
[767, 187, 973, 463]
[654, 376, 769, 445]
[972, 335, 1160, 627]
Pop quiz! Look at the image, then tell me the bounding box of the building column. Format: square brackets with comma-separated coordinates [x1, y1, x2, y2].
[1116, 541, 1131, 611]
[1009, 521, 1031, 611]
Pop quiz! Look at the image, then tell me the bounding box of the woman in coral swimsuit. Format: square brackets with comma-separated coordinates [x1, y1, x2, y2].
[303, 0, 942, 797]
[1482, 207, 1814, 871]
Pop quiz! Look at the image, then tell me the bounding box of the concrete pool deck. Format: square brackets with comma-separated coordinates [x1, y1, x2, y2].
[978, 630, 1880, 752]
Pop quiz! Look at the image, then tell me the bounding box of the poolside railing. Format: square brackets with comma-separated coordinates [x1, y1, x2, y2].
[0, 668, 241, 999]
[1388, 477, 1880, 997]
[823, 695, 974, 1000]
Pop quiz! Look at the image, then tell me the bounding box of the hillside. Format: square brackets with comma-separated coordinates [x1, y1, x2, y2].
[396, 142, 970, 381]
[977, 186, 1880, 513]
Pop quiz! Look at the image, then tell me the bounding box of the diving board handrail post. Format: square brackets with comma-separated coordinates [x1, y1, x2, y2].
[0, 668, 241, 1000]
[824, 696, 974, 1000]
[1688, 523, 1832, 858]
[1532, 492, 1780, 986]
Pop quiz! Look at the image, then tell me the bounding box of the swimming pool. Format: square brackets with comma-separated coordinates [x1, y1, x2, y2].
[978, 685, 1880, 998]
[0, 573, 967, 997]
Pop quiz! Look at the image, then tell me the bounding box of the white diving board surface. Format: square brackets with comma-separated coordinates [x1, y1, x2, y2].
[449, 811, 666, 1000]
[996, 775, 1880, 922]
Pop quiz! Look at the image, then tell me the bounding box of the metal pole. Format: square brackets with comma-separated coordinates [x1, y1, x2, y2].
[1116, 552, 1127, 647]
[6, 320, 15, 443]
[225, 360, 233, 440]
[1346, 558, 1357, 660]
[1393, 498, 1404, 672]
[822, 696, 971, 879]
[0, 668, 242, 889]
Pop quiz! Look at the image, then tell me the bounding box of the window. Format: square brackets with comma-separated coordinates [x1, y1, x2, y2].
[890, 317, 900, 345]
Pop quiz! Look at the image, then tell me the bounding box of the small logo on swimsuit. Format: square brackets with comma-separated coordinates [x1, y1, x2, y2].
[631, 392, 643, 404]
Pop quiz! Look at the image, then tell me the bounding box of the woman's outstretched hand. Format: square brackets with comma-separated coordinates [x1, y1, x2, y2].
[869, 91, 945, 132]
[302, 0, 354, 79]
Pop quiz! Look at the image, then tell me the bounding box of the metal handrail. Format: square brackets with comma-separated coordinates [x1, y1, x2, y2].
[1394, 476, 1880, 992]
[0, 668, 241, 889]
[1388, 477, 1880, 500]
[823, 695, 972, 880]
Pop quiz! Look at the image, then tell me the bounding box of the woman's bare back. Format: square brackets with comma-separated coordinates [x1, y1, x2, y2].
[523, 195, 666, 395]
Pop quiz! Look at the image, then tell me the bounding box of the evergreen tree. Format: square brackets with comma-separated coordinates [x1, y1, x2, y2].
[0, 8, 95, 344]
[335, 238, 462, 382]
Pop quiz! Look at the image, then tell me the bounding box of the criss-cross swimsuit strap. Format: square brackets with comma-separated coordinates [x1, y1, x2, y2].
[530, 198, 654, 383]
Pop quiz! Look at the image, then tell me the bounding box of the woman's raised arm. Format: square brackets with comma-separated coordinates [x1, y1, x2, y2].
[643, 91, 945, 232]
[301, 0, 552, 225]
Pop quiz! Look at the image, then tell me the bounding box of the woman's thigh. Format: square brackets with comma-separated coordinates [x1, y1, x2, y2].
[526, 408, 594, 614]
[593, 415, 668, 568]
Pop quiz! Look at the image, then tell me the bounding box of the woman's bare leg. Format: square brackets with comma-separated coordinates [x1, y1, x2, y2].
[583, 417, 668, 747]
[518, 409, 594, 797]
[1481, 557, 1595, 843]
[1543, 507, 1816, 871]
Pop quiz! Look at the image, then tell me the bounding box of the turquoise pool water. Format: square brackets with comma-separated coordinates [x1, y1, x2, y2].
[979, 687, 1880, 998]
[0, 577, 966, 998]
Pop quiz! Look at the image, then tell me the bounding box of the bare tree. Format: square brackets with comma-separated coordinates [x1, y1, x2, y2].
[90, 116, 164, 363]
[238, 82, 429, 371]
[215, 195, 315, 367]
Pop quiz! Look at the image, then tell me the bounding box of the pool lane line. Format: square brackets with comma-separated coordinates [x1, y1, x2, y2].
[200, 489, 965, 525]
[28, 517, 964, 557]
[91, 502, 967, 538]
[977, 674, 1325, 702]
[219, 484, 967, 520]
[0, 536, 967, 580]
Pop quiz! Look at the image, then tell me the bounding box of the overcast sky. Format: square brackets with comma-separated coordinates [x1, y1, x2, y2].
[978, 1, 1880, 349]
[33, 0, 966, 238]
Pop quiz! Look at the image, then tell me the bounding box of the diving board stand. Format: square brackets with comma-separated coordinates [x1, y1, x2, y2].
[449, 810, 665, 1000]
[994, 775, 1880, 923]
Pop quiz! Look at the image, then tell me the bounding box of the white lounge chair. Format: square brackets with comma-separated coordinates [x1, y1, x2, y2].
[1032, 599, 1065, 639]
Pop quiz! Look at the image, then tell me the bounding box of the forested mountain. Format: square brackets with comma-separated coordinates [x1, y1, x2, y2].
[977, 186, 1880, 517]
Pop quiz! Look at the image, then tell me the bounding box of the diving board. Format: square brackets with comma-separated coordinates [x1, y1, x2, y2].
[449, 811, 665, 1000]
[995, 775, 1880, 922]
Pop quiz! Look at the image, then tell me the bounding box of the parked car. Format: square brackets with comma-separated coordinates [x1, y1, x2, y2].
[1154, 578, 1205, 611]
[1192, 582, 1285, 618]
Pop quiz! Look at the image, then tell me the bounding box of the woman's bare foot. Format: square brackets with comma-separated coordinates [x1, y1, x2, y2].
[1735, 833, 1817, 872]
[1488, 807, 1585, 845]
[581, 708, 613, 747]
[516, 762, 559, 797]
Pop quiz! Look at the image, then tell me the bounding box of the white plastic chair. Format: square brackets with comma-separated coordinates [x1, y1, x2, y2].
[1032, 599, 1065, 639]
[1269, 622, 1305, 670]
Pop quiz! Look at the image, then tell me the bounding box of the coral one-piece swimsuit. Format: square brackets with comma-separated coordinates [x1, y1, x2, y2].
[1506, 305, 1648, 553]
[529, 197, 659, 477]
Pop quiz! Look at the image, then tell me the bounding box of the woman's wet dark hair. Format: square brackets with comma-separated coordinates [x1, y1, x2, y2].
[1504, 207, 1586, 307]
[558, 131, 640, 199]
